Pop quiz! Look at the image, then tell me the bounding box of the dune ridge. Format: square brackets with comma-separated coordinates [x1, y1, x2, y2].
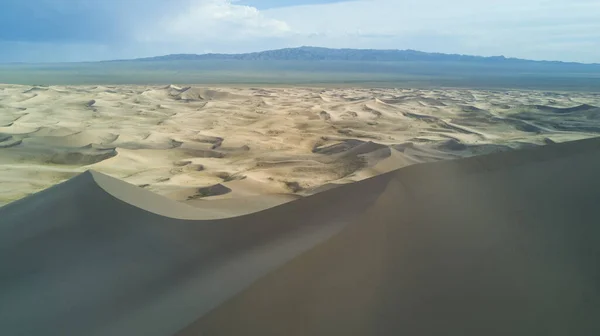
[1, 136, 600, 335]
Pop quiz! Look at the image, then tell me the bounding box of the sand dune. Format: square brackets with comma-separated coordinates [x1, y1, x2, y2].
[1, 137, 599, 335]
[1, 84, 599, 211]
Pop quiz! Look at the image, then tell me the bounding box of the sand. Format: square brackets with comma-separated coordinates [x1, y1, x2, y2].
[1, 137, 600, 335]
[1, 84, 600, 215]
[2, 84, 600, 334]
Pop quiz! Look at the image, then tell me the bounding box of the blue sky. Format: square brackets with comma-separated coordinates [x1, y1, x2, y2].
[1, 0, 599, 63]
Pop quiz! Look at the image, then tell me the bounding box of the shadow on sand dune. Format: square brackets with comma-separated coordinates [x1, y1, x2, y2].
[1, 137, 600, 335]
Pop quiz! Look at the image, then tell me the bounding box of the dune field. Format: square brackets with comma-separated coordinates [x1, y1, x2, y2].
[2, 83, 600, 335]
[1, 84, 599, 213]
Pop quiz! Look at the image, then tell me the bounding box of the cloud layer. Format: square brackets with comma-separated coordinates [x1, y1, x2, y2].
[144, 0, 291, 43]
[0, 0, 599, 62]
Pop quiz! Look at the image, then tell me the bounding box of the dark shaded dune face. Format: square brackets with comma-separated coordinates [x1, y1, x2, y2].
[380, 98, 405, 104]
[391, 142, 415, 152]
[189, 184, 232, 199]
[174, 137, 600, 336]
[391, 140, 518, 163]
[529, 104, 598, 114]
[510, 104, 600, 134]
[510, 111, 538, 121]
[117, 138, 183, 150]
[173, 160, 205, 172]
[0, 139, 118, 165]
[553, 124, 600, 133]
[437, 138, 468, 151]
[178, 88, 205, 101]
[311, 139, 390, 176]
[22, 131, 120, 149]
[435, 139, 515, 155]
[514, 122, 543, 133]
[515, 104, 600, 120]
[580, 108, 600, 120]
[455, 105, 495, 119]
[450, 116, 498, 127]
[0, 135, 22, 148]
[0, 107, 28, 124]
[359, 147, 392, 162]
[174, 88, 248, 102]
[189, 135, 224, 147]
[313, 139, 367, 155]
[419, 98, 447, 106]
[180, 148, 226, 159]
[492, 103, 512, 109]
[219, 144, 251, 154]
[339, 141, 388, 158]
[0, 133, 13, 142]
[22, 87, 49, 94]
[284, 181, 303, 193]
[458, 104, 485, 113]
[319, 111, 331, 120]
[48, 148, 117, 165]
[563, 104, 597, 113]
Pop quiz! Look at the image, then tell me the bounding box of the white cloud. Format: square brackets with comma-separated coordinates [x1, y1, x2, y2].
[259, 0, 600, 62]
[137, 0, 290, 44]
[3, 0, 599, 62]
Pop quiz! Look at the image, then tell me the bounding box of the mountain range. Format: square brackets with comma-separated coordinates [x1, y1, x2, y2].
[3, 46, 599, 89]
[128, 46, 593, 65]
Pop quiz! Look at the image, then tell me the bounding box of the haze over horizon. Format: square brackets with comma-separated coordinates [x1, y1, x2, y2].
[1, 0, 599, 63]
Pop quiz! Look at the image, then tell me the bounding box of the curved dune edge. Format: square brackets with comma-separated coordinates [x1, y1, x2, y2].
[90, 135, 600, 221]
[1, 137, 600, 336]
[90, 169, 375, 220]
[89, 170, 230, 220]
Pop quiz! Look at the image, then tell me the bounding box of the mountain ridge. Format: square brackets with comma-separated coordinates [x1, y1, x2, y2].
[118, 46, 597, 66]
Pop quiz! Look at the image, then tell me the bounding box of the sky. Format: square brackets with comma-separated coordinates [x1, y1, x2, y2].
[0, 0, 599, 63]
